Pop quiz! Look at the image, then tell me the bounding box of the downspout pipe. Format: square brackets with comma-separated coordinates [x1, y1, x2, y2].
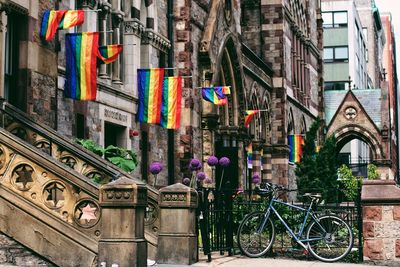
[167, 0, 174, 185]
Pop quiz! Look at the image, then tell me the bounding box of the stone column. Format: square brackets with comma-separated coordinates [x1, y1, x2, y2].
[98, 0, 111, 79]
[111, 9, 124, 84]
[157, 183, 198, 265]
[252, 141, 263, 183]
[0, 4, 6, 98]
[98, 177, 147, 267]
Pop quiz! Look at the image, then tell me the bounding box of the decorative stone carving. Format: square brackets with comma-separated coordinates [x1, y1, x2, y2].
[124, 19, 145, 37]
[159, 183, 198, 208]
[145, 202, 159, 225]
[344, 106, 357, 120]
[142, 29, 171, 53]
[78, 0, 98, 9]
[11, 164, 35, 191]
[111, 10, 124, 29]
[74, 199, 101, 228]
[99, 177, 147, 207]
[35, 140, 51, 155]
[43, 181, 66, 209]
[60, 155, 77, 169]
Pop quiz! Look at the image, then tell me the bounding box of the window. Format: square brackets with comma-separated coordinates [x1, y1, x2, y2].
[323, 46, 348, 62]
[322, 11, 347, 28]
[324, 81, 347, 91]
[76, 113, 86, 139]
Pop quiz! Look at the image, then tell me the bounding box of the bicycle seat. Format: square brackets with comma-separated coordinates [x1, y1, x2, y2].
[303, 193, 322, 199]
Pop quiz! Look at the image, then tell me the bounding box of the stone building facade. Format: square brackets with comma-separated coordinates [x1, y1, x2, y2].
[0, 0, 324, 192]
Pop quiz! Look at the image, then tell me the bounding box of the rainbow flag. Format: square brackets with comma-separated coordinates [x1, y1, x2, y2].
[202, 87, 228, 106]
[97, 45, 123, 64]
[247, 143, 253, 169]
[160, 77, 182, 129]
[40, 10, 84, 42]
[214, 86, 231, 98]
[137, 68, 165, 124]
[288, 134, 304, 163]
[244, 110, 260, 127]
[65, 32, 98, 101]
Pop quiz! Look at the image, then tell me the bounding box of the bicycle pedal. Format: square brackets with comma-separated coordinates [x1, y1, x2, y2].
[303, 250, 309, 256]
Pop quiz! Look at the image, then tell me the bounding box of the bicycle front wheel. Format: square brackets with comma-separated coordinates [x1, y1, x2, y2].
[306, 215, 353, 262]
[237, 211, 275, 257]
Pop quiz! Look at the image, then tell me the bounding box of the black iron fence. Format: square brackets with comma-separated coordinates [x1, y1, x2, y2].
[197, 183, 362, 263]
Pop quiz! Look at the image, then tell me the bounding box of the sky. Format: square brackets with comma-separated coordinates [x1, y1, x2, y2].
[375, 0, 400, 70]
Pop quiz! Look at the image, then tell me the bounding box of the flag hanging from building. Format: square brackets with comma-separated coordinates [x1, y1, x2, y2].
[247, 142, 253, 169]
[40, 10, 84, 42]
[65, 32, 99, 101]
[137, 68, 165, 124]
[97, 45, 123, 64]
[160, 76, 182, 129]
[244, 110, 260, 127]
[201, 87, 228, 106]
[214, 86, 231, 99]
[288, 134, 304, 163]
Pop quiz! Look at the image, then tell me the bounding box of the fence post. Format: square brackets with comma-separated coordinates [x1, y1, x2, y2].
[357, 178, 363, 262]
[98, 177, 147, 267]
[157, 183, 198, 265]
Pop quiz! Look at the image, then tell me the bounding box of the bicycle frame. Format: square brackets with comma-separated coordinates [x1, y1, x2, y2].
[257, 196, 327, 250]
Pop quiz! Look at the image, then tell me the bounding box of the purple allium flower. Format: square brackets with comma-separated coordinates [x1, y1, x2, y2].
[149, 162, 162, 175]
[189, 158, 202, 171]
[204, 178, 212, 184]
[197, 172, 206, 181]
[207, 156, 219, 167]
[182, 177, 191, 186]
[252, 173, 261, 184]
[219, 157, 230, 167]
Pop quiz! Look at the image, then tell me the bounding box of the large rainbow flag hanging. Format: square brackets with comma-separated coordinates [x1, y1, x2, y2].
[160, 76, 182, 129]
[40, 10, 84, 42]
[247, 142, 253, 169]
[137, 68, 165, 124]
[202, 87, 228, 106]
[97, 45, 123, 64]
[288, 134, 304, 163]
[65, 32, 98, 101]
[244, 110, 260, 127]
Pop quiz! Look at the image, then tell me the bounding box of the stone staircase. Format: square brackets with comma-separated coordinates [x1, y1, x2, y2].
[0, 101, 161, 266]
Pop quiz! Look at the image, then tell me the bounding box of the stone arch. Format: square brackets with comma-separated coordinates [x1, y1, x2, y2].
[212, 34, 246, 127]
[333, 125, 383, 160]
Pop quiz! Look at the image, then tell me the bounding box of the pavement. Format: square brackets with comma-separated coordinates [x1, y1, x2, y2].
[153, 254, 388, 267]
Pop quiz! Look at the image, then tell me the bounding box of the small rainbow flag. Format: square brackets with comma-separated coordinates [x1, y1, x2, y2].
[244, 110, 260, 127]
[40, 10, 84, 42]
[97, 45, 123, 64]
[214, 86, 231, 98]
[288, 134, 304, 163]
[202, 87, 228, 106]
[247, 143, 253, 169]
[137, 68, 165, 124]
[160, 76, 182, 129]
[65, 32, 98, 101]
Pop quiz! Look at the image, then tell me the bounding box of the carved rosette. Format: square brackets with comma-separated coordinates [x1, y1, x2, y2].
[42, 181, 66, 209]
[145, 201, 159, 226]
[142, 29, 171, 53]
[124, 19, 145, 38]
[344, 106, 357, 120]
[73, 199, 101, 228]
[11, 164, 36, 191]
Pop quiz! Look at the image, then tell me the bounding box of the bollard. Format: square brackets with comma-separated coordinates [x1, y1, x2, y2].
[157, 183, 198, 265]
[98, 177, 147, 267]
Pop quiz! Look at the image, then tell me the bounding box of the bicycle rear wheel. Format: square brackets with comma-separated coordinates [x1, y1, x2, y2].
[306, 215, 353, 262]
[237, 211, 275, 257]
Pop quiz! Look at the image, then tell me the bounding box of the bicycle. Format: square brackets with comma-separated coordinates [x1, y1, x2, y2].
[237, 183, 353, 262]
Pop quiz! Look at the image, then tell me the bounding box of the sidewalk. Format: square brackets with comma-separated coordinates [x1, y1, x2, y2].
[155, 254, 388, 267]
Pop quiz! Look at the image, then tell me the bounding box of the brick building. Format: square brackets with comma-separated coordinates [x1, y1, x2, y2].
[0, 0, 324, 192]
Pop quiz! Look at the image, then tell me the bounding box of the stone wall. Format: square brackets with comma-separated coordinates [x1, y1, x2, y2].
[363, 205, 400, 263]
[0, 233, 54, 266]
[362, 180, 400, 265]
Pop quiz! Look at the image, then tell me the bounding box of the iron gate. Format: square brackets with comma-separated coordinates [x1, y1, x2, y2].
[197, 183, 363, 263]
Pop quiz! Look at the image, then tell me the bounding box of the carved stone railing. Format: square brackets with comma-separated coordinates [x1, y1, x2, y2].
[0, 100, 161, 260]
[0, 128, 100, 266]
